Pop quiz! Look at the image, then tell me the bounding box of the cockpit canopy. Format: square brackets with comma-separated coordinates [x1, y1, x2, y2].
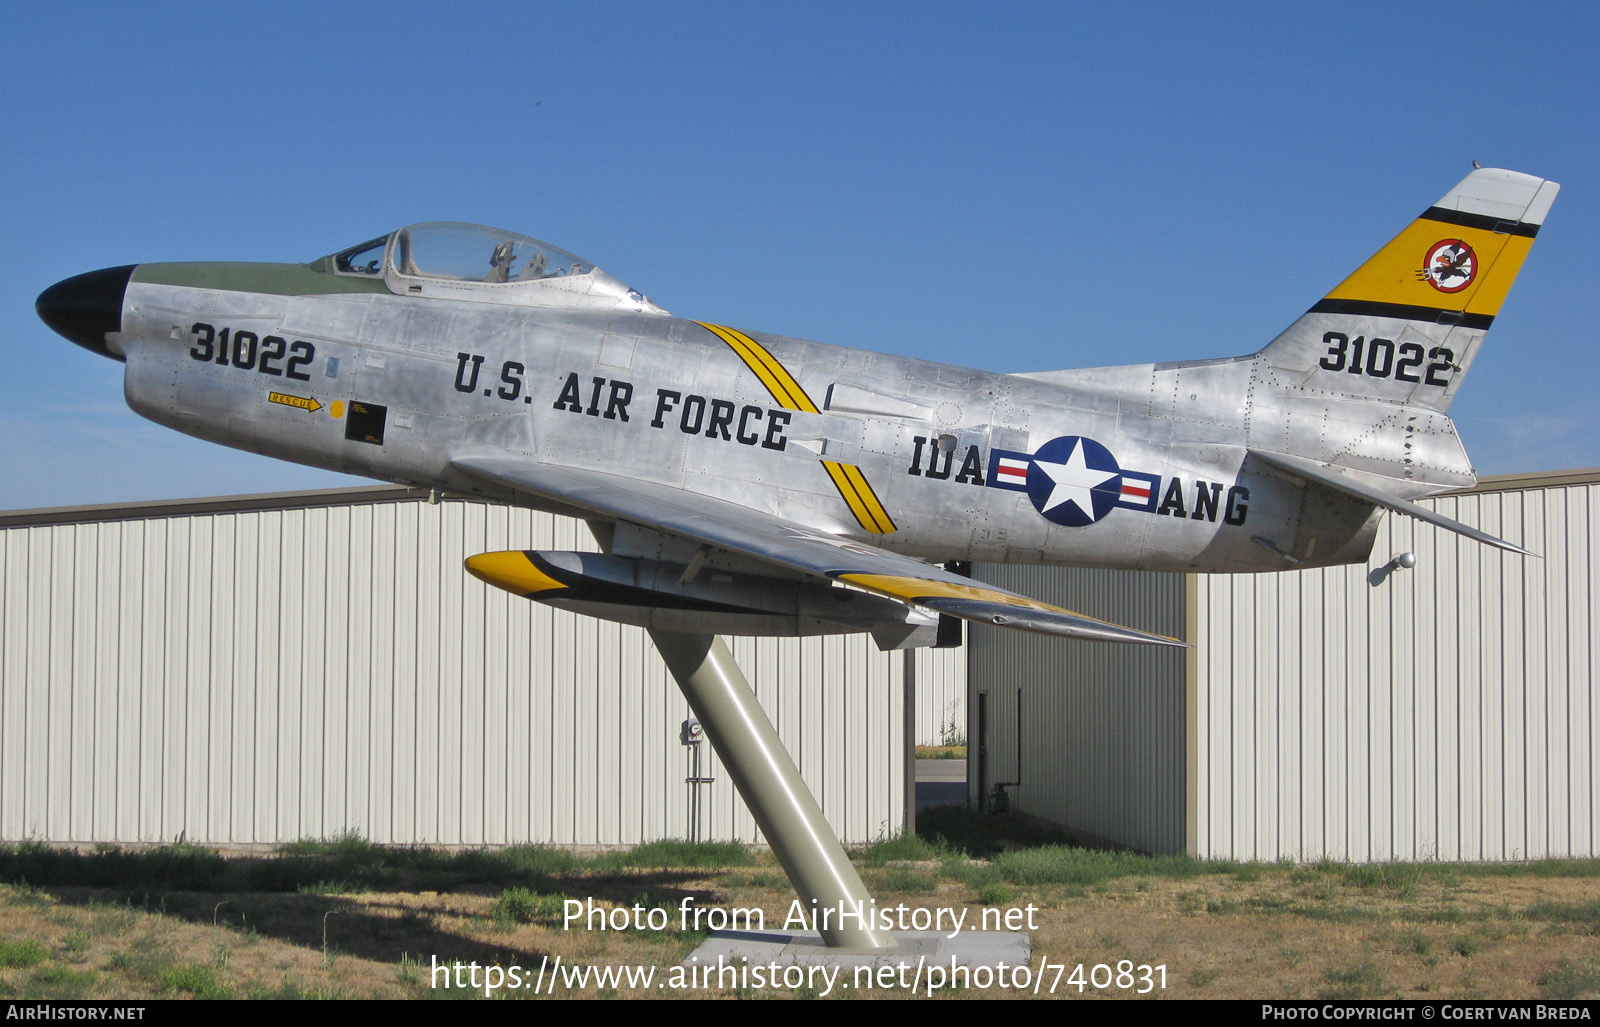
[328, 223, 665, 314]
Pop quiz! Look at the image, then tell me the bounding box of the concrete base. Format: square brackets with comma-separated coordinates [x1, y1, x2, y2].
[685, 929, 1030, 970]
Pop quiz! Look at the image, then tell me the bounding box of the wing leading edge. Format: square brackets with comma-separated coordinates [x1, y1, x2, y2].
[449, 454, 1186, 647]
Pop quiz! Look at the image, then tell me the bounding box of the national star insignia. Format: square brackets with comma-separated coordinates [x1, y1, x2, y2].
[1031, 438, 1120, 519]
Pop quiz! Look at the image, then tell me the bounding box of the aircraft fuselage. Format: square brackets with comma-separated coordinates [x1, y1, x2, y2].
[37, 170, 1558, 643]
[112, 262, 1401, 575]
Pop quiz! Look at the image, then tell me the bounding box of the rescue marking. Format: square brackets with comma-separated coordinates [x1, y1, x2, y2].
[268, 391, 323, 413]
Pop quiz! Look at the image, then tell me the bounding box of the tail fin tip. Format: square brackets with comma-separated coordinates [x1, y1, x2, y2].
[1431, 167, 1559, 229]
[1258, 167, 1557, 414]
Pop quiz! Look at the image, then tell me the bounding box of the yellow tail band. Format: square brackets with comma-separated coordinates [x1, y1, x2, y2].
[1310, 168, 1556, 328]
[1320, 213, 1534, 321]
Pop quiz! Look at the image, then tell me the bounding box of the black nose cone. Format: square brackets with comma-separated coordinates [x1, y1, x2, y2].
[37, 265, 136, 361]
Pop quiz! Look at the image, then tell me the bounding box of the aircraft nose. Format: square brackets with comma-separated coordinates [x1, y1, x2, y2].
[37, 265, 136, 361]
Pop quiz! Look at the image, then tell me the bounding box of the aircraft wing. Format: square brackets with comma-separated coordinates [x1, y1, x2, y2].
[449, 453, 1186, 647]
[1250, 450, 1534, 557]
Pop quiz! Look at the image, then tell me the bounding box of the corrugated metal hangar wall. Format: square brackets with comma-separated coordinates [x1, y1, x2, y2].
[971, 469, 1598, 863]
[0, 487, 961, 848]
[964, 567, 1188, 856]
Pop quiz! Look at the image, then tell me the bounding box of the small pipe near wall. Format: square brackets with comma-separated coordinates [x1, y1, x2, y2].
[648, 629, 895, 950]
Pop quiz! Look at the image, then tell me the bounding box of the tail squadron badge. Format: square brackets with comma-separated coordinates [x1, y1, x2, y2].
[1418, 239, 1477, 293]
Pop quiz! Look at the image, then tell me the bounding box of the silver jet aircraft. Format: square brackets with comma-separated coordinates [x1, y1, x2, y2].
[37, 168, 1557, 648]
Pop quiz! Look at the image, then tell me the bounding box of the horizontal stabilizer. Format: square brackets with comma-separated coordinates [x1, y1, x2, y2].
[1251, 450, 1534, 557]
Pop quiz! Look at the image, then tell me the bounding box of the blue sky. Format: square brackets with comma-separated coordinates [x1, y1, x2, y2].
[5, 3, 1596, 509]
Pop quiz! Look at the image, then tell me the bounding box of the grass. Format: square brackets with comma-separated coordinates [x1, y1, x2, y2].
[858, 831, 944, 867]
[274, 830, 386, 858]
[0, 841, 228, 892]
[973, 882, 1015, 905]
[1321, 955, 1388, 999]
[0, 836, 1597, 1000]
[0, 940, 48, 968]
[487, 843, 583, 876]
[1337, 862, 1425, 898]
[589, 840, 752, 871]
[1400, 929, 1434, 958]
[913, 745, 967, 760]
[876, 866, 939, 893]
[396, 952, 422, 987]
[25, 965, 99, 999]
[1450, 859, 1600, 880]
[0, 836, 676, 897]
[489, 886, 568, 927]
[990, 845, 1220, 887]
[1523, 899, 1600, 932]
[159, 963, 229, 998]
[1536, 959, 1600, 1000]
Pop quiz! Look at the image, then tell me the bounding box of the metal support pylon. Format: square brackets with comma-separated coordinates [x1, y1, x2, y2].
[649, 629, 895, 950]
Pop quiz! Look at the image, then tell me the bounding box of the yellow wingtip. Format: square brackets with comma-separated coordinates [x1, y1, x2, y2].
[464, 551, 567, 596]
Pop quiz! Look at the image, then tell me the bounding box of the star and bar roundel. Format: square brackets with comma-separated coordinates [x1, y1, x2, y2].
[988, 435, 1160, 527]
[697, 323, 1157, 533]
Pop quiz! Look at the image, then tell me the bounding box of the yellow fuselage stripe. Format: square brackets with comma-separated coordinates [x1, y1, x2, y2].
[697, 321, 897, 535]
[695, 321, 820, 413]
[821, 460, 896, 534]
[828, 460, 897, 534]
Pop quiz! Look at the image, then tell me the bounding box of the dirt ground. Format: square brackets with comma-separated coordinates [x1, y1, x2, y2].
[1, 848, 1596, 1000]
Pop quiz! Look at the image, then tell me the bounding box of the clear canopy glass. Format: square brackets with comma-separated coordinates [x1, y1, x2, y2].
[327, 222, 661, 313]
[333, 236, 387, 275]
[391, 223, 592, 283]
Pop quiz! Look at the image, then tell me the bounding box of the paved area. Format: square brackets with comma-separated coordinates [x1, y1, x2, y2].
[915, 758, 966, 810]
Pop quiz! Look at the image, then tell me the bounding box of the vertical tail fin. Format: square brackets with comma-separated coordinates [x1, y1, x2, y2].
[1257, 168, 1558, 412]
